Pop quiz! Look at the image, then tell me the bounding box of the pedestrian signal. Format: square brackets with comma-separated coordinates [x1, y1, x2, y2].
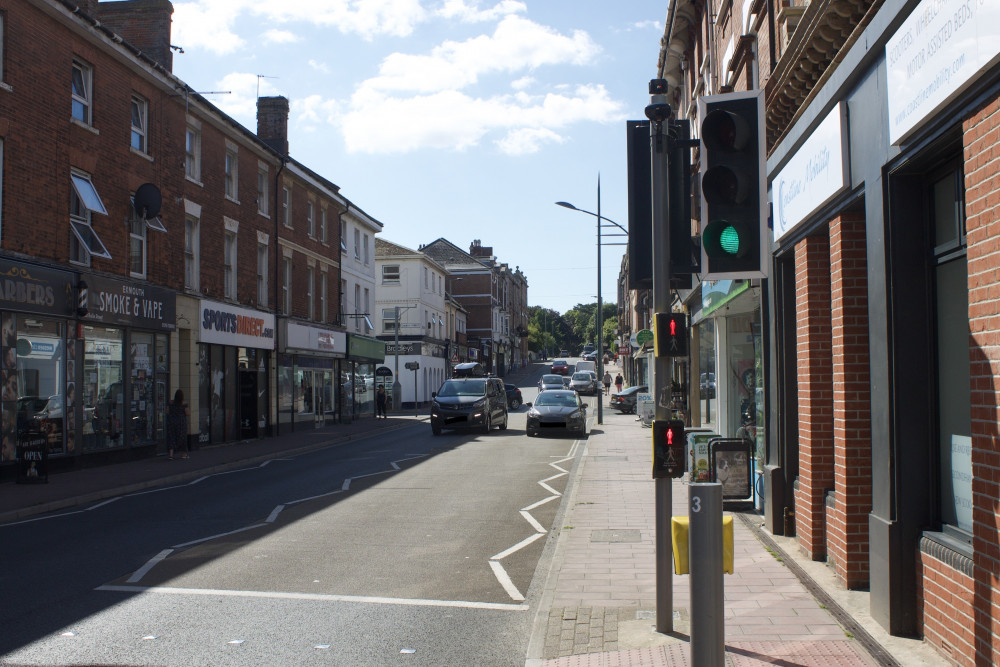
[653, 418, 686, 479]
[654, 312, 688, 358]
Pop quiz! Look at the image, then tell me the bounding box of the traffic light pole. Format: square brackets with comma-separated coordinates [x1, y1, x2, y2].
[647, 84, 674, 635]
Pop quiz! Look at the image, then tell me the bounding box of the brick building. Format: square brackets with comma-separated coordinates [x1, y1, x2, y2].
[653, 0, 1000, 663]
[0, 0, 384, 475]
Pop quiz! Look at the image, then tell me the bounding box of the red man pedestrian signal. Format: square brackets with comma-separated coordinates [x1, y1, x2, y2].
[655, 312, 688, 358]
[653, 418, 686, 479]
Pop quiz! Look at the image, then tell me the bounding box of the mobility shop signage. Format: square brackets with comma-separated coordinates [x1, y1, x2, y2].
[83, 274, 176, 330]
[386, 342, 421, 355]
[284, 321, 346, 357]
[199, 300, 275, 349]
[886, 0, 1000, 144]
[0, 259, 75, 317]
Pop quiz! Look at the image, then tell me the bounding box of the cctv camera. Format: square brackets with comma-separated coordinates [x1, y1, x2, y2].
[645, 102, 672, 123]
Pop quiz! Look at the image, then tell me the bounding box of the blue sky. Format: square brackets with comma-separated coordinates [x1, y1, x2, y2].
[170, 0, 666, 315]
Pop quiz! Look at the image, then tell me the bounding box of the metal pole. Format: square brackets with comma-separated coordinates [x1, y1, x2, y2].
[392, 306, 402, 412]
[596, 175, 604, 425]
[689, 483, 725, 665]
[649, 89, 674, 634]
[413, 368, 418, 417]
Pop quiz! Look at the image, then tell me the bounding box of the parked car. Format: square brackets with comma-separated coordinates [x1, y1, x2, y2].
[453, 362, 486, 377]
[550, 359, 570, 375]
[504, 383, 523, 409]
[538, 374, 565, 392]
[609, 385, 649, 414]
[559, 349, 569, 357]
[562, 376, 572, 389]
[582, 350, 598, 362]
[575, 360, 596, 374]
[569, 371, 598, 395]
[526, 389, 588, 437]
[699, 372, 716, 398]
[430, 377, 508, 435]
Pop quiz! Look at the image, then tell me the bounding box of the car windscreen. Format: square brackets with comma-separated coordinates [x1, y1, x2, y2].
[437, 380, 486, 397]
[552, 360, 566, 365]
[541, 375, 563, 383]
[572, 373, 591, 380]
[535, 393, 579, 407]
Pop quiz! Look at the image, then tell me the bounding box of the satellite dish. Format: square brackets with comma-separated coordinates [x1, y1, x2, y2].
[133, 183, 162, 219]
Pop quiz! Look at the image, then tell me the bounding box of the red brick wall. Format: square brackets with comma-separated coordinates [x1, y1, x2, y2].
[793, 232, 833, 560]
[963, 91, 1000, 667]
[826, 211, 872, 588]
[919, 550, 975, 667]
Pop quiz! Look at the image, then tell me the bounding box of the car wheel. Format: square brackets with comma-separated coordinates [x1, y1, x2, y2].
[498, 411, 508, 430]
[432, 424, 442, 436]
[481, 412, 491, 434]
[509, 397, 521, 410]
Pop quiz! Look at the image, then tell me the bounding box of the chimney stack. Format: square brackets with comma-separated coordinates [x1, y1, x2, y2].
[97, 1, 175, 72]
[257, 96, 290, 156]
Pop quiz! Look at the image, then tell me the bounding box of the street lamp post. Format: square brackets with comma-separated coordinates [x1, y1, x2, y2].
[557, 177, 628, 426]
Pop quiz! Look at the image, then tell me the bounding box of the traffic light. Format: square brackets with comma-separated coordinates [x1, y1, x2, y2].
[653, 418, 686, 479]
[654, 311, 688, 358]
[626, 120, 653, 290]
[698, 90, 766, 279]
[667, 119, 699, 287]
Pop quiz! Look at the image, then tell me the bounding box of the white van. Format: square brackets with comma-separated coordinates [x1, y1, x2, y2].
[575, 360, 596, 374]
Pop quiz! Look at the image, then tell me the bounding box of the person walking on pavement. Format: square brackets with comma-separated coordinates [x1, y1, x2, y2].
[376, 385, 388, 419]
[166, 389, 190, 460]
[614, 373, 623, 394]
[602, 370, 613, 395]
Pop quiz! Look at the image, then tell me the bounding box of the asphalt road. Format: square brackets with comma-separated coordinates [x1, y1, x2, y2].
[1, 368, 596, 666]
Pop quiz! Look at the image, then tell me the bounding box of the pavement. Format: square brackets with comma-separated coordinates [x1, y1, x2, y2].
[0, 361, 947, 666]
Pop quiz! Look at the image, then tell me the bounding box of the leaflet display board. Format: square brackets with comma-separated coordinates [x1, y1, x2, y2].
[710, 438, 753, 500]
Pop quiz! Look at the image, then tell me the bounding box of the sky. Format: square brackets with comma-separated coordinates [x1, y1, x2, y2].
[170, 0, 667, 315]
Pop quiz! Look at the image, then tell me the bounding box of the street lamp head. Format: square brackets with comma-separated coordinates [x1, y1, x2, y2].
[555, 201, 577, 210]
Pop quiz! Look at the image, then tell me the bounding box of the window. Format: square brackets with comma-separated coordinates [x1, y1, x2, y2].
[282, 257, 291, 315]
[0, 15, 5, 83]
[282, 187, 290, 227]
[130, 94, 147, 152]
[383, 308, 397, 332]
[354, 284, 361, 330]
[129, 205, 146, 277]
[224, 231, 237, 299]
[69, 171, 111, 265]
[354, 228, 360, 260]
[185, 215, 199, 290]
[71, 59, 92, 124]
[257, 165, 269, 215]
[320, 209, 327, 243]
[363, 234, 370, 265]
[307, 201, 315, 237]
[382, 265, 400, 283]
[185, 126, 201, 181]
[340, 219, 347, 253]
[424, 267, 429, 289]
[320, 271, 328, 323]
[257, 243, 268, 307]
[224, 147, 238, 200]
[364, 288, 370, 333]
[340, 279, 347, 323]
[307, 266, 315, 320]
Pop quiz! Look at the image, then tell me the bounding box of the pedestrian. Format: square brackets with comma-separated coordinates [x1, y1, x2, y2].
[166, 389, 190, 460]
[603, 370, 612, 395]
[376, 385, 388, 419]
[614, 373, 623, 393]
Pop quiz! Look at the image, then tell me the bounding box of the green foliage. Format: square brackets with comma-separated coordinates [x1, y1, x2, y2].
[529, 302, 618, 356]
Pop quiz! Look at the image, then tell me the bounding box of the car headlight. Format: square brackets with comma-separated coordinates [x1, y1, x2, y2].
[569, 409, 583, 419]
[473, 398, 487, 410]
[527, 409, 540, 418]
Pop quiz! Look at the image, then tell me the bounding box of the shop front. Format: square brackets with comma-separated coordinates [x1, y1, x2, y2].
[80, 274, 176, 455]
[0, 259, 77, 471]
[277, 321, 345, 432]
[198, 299, 274, 444]
[347, 334, 386, 419]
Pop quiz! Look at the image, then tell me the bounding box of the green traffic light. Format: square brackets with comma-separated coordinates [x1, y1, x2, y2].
[703, 219, 748, 259]
[718, 225, 741, 255]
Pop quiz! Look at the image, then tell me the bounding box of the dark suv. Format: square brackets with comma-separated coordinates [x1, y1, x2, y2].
[431, 377, 509, 435]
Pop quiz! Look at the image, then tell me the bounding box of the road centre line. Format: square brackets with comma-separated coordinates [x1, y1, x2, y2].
[95, 584, 529, 611]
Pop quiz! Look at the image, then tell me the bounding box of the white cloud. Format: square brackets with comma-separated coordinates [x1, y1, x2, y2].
[294, 95, 342, 128]
[172, 1, 245, 54]
[436, 0, 526, 22]
[511, 76, 536, 90]
[262, 29, 299, 44]
[631, 19, 662, 31]
[309, 60, 331, 74]
[340, 84, 623, 154]
[363, 15, 600, 94]
[495, 127, 563, 155]
[207, 72, 279, 119]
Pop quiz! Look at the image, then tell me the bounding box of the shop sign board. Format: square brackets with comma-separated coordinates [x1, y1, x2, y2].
[886, 0, 1000, 144]
[199, 299, 275, 349]
[16, 433, 48, 484]
[772, 103, 849, 243]
[637, 393, 654, 426]
[84, 274, 176, 330]
[386, 342, 421, 355]
[285, 322, 346, 357]
[632, 329, 653, 349]
[710, 438, 753, 500]
[0, 259, 74, 317]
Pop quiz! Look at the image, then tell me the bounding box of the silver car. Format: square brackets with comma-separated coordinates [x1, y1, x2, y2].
[569, 371, 597, 395]
[538, 374, 565, 392]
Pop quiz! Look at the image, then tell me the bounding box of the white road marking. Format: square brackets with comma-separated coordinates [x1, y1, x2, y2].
[265, 505, 284, 523]
[491, 532, 545, 561]
[172, 523, 267, 549]
[95, 584, 529, 611]
[126, 549, 173, 583]
[488, 561, 526, 602]
[520, 510, 546, 534]
[522, 495, 559, 512]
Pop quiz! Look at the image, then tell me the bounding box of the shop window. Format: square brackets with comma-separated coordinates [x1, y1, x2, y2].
[0, 315, 67, 462]
[930, 162, 971, 536]
[129, 332, 168, 446]
[82, 326, 124, 451]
